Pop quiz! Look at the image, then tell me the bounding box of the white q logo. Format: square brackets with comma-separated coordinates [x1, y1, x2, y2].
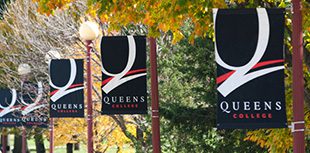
[214, 8, 284, 97]
[0, 89, 18, 117]
[102, 36, 146, 94]
[20, 82, 46, 115]
[49, 59, 84, 102]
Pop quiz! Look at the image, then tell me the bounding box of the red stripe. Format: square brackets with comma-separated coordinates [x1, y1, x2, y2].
[11, 105, 21, 109]
[216, 71, 235, 84]
[252, 59, 284, 69]
[50, 83, 84, 96]
[125, 68, 146, 75]
[216, 59, 284, 84]
[102, 69, 146, 86]
[102, 77, 113, 86]
[0, 105, 23, 110]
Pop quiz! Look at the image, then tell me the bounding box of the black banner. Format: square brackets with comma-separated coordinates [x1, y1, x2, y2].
[49, 59, 84, 117]
[214, 8, 287, 129]
[101, 36, 147, 114]
[0, 89, 21, 127]
[20, 81, 48, 128]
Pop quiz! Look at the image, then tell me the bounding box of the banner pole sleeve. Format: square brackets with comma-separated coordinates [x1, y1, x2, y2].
[49, 118, 54, 153]
[149, 37, 161, 153]
[86, 40, 94, 153]
[1, 129, 7, 153]
[22, 126, 26, 153]
[292, 0, 305, 152]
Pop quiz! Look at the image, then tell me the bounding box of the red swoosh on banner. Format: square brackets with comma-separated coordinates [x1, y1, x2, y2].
[11, 105, 22, 109]
[102, 68, 147, 86]
[21, 102, 45, 110]
[0, 105, 23, 111]
[50, 83, 84, 96]
[216, 59, 284, 84]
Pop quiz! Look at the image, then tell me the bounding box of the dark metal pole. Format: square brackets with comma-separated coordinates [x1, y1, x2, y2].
[292, 0, 305, 153]
[22, 127, 26, 153]
[86, 40, 94, 153]
[149, 37, 161, 153]
[49, 118, 54, 153]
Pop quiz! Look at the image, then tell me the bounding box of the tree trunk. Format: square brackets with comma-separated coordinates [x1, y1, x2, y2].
[66, 143, 73, 153]
[1, 134, 10, 152]
[72, 135, 79, 151]
[13, 133, 29, 153]
[34, 128, 45, 153]
[116, 146, 121, 153]
[13, 134, 22, 153]
[136, 126, 144, 153]
[74, 143, 80, 150]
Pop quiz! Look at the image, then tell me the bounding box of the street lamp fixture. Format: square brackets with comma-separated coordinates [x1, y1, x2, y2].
[79, 21, 99, 41]
[18, 64, 31, 76]
[79, 21, 99, 153]
[45, 50, 61, 64]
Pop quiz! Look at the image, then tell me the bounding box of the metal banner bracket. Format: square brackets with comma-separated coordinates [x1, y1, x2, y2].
[289, 121, 305, 133]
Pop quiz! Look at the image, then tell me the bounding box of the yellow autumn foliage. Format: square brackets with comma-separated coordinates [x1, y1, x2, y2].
[33, 0, 309, 45]
[33, 0, 228, 43]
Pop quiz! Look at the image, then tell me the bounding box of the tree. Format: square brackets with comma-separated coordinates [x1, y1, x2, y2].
[13, 0, 310, 152]
[155, 24, 267, 152]
[33, 0, 309, 44]
[0, 0, 138, 152]
[0, 0, 80, 152]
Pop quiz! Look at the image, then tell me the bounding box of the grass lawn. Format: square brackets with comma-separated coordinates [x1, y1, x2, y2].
[7, 135, 135, 153]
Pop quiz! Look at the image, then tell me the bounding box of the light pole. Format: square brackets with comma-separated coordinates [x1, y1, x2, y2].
[18, 63, 31, 153]
[292, 0, 305, 152]
[45, 50, 61, 153]
[79, 21, 99, 153]
[149, 38, 161, 153]
[49, 118, 54, 153]
[1, 129, 8, 153]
